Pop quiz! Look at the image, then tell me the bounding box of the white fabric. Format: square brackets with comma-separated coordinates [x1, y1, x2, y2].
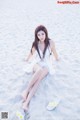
[24, 46, 56, 75]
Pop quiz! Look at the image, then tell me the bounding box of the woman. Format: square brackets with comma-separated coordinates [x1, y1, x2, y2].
[21, 25, 59, 112]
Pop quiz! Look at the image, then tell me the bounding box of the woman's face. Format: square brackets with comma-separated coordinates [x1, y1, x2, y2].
[37, 30, 46, 42]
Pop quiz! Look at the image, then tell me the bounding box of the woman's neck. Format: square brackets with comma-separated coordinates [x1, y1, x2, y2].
[38, 41, 45, 52]
[39, 41, 45, 45]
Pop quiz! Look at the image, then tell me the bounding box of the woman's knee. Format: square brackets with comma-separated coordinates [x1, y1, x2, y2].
[43, 67, 49, 73]
[38, 67, 49, 80]
[33, 64, 42, 73]
[38, 67, 49, 75]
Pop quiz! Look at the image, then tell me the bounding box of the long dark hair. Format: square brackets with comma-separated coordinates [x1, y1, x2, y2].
[31, 25, 50, 59]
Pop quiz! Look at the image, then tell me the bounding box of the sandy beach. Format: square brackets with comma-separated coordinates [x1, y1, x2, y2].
[0, 0, 80, 120]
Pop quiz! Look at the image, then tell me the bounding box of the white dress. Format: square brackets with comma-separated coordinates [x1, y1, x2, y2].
[24, 45, 56, 75]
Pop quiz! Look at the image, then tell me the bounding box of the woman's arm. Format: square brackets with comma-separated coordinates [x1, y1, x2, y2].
[26, 47, 36, 62]
[50, 40, 59, 61]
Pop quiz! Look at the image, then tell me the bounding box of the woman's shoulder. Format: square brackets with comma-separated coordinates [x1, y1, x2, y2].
[49, 39, 55, 47]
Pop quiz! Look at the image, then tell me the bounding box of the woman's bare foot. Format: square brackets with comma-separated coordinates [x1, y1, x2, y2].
[22, 101, 29, 112]
[21, 90, 29, 102]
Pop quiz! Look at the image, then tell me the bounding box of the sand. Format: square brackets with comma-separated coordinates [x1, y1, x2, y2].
[0, 0, 80, 120]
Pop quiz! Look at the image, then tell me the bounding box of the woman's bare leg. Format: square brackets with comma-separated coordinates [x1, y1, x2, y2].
[21, 64, 42, 101]
[22, 67, 49, 111]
